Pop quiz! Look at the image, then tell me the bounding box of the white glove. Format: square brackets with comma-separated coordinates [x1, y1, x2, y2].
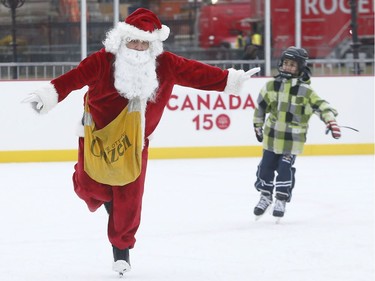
[246, 67, 261, 77]
[240, 67, 261, 84]
[22, 93, 44, 113]
[224, 67, 261, 96]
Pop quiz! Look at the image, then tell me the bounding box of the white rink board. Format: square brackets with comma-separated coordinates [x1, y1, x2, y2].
[0, 76, 373, 151]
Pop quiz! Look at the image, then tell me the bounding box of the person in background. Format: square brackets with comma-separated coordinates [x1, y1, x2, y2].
[242, 24, 263, 72]
[235, 31, 245, 50]
[252, 46, 341, 222]
[22, 8, 260, 276]
[250, 27, 263, 58]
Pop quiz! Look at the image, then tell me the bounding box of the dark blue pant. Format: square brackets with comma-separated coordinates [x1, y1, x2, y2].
[255, 149, 296, 202]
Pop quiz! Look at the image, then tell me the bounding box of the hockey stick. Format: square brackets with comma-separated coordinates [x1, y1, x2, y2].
[326, 125, 359, 135]
[339, 126, 359, 132]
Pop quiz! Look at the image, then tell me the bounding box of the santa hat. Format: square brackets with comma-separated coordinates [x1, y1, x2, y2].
[103, 8, 170, 54]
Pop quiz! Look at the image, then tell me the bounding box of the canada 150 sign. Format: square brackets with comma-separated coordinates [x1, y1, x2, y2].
[166, 93, 256, 131]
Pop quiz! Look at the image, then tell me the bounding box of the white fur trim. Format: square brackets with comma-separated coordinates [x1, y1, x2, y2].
[103, 22, 170, 54]
[157, 25, 170, 41]
[34, 82, 59, 114]
[76, 119, 84, 137]
[223, 68, 245, 96]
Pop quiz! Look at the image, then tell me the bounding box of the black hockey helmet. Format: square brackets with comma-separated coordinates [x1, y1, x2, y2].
[278, 46, 309, 79]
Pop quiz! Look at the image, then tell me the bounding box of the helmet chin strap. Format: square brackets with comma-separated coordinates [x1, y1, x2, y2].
[278, 69, 297, 79]
[278, 65, 311, 81]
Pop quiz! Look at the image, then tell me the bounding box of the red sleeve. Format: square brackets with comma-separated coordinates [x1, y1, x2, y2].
[51, 50, 112, 102]
[158, 52, 229, 92]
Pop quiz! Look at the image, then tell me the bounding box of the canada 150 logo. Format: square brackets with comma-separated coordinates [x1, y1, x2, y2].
[167, 93, 256, 131]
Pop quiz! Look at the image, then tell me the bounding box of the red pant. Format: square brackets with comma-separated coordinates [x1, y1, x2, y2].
[72, 138, 149, 249]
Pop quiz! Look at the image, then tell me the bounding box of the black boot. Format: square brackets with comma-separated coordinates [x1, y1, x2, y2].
[112, 246, 131, 274]
[112, 246, 130, 264]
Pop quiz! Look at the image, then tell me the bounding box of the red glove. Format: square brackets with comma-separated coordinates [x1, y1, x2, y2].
[325, 120, 341, 139]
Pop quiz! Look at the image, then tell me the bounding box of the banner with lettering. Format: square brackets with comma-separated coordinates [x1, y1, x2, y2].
[1, 77, 373, 153]
[150, 81, 264, 147]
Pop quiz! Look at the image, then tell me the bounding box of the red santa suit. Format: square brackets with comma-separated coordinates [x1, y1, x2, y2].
[51, 48, 237, 250]
[24, 8, 259, 270]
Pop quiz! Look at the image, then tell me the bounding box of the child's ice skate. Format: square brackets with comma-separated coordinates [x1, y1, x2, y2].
[254, 193, 272, 220]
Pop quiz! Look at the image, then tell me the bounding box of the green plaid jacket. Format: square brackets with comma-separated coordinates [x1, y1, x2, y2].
[253, 77, 338, 155]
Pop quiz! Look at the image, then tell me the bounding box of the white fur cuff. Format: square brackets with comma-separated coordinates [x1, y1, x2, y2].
[34, 82, 59, 114]
[224, 68, 245, 96]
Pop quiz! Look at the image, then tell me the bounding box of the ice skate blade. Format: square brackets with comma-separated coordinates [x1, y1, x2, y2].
[113, 260, 131, 277]
[255, 215, 261, 221]
[255, 213, 266, 221]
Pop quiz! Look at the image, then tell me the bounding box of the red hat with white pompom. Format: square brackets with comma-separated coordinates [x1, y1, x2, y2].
[103, 8, 170, 53]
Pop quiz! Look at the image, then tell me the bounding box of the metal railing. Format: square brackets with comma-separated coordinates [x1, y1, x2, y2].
[0, 58, 374, 80]
[0, 62, 77, 80]
[200, 58, 375, 76]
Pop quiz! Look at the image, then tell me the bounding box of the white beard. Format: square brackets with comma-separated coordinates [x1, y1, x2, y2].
[113, 47, 159, 101]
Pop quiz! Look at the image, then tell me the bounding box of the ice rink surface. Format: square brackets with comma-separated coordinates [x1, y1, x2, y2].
[0, 155, 373, 281]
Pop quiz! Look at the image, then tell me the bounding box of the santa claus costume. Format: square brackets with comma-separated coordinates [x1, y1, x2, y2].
[23, 8, 259, 276]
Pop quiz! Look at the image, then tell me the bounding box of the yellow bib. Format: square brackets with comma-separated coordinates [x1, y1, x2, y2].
[83, 97, 142, 186]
